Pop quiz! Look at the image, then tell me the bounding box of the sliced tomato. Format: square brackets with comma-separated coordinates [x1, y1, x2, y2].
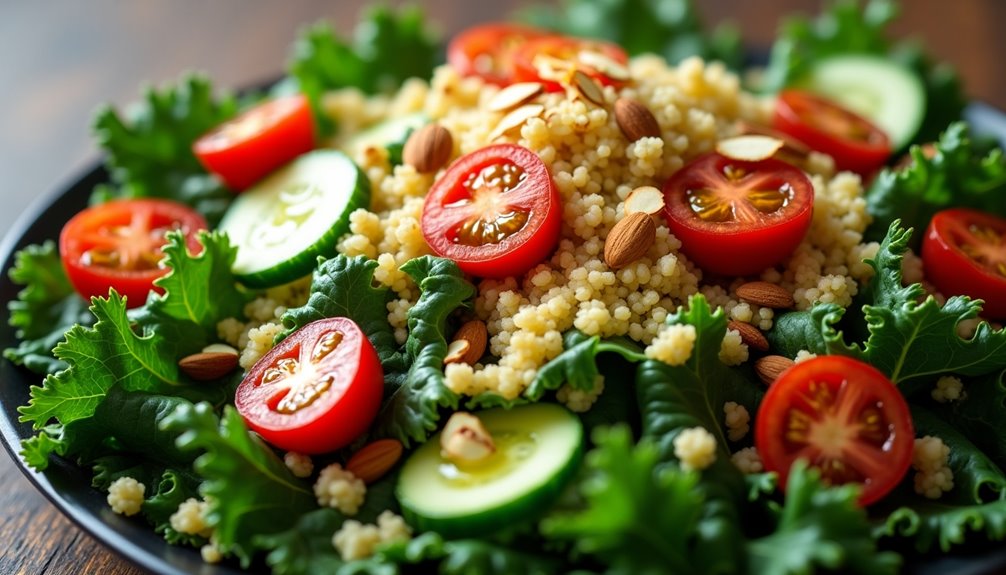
[922, 208, 1006, 319]
[773, 90, 891, 175]
[662, 152, 814, 276]
[447, 23, 550, 86]
[59, 199, 206, 308]
[421, 144, 561, 279]
[235, 317, 383, 454]
[193, 93, 315, 191]
[755, 355, 914, 506]
[512, 35, 629, 92]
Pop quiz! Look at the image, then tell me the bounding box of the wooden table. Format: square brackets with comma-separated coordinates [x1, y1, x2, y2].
[1, 1, 1004, 573]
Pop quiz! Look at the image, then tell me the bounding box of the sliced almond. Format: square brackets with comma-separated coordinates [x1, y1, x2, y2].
[577, 49, 631, 81]
[624, 186, 665, 215]
[716, 135, 785, 162]
[403, 124, 453, 173]
[446, 319, 487, 365]
[179, 352, 239, 381]
[572, 70, 605, 106]
[754, 355, 795, 386]
[728, 320, 769, 353]
[735, 121, 811, 161]
[614, 98, 661, 142]
[444, 339, 471, 365]
[533, 54, 574, 83]
[604, 212, 656, 270]
[346, 439, 403, 484]
[441, 412, 495, 463]
[736, 281, 795, 309]
[490, 104, 544, 140]
[488, 82, 544, 112]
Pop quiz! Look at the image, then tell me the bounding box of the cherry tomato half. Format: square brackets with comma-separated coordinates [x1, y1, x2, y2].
[755, 355, 914, 506]
[447, 23, 550, 86]
[421, 144, 561, 279]
[193, 93, 315, 191]
[662, 152, 814, 276]
[235, 317, 384, 454]
[922, 208, 1006, 319]
[512, 35, 629, 92]
[773, 90, 891, 175]
[59, 198, 207, 308]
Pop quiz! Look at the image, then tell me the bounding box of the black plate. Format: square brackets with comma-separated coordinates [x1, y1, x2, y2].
[3, 105, 1006, 575]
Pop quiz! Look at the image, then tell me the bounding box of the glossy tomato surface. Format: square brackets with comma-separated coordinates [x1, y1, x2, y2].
[773, 90, 891, 175]
[662, 152, 813, 276]
[422, 144, 561, 279]
[235, 317, 383, 454]
[755, 355, 914, 506]
[447, 23, 549, 86]
[193, 93, 315, 191]
[59, 198, 206, 308]
[922, 208, 1006, 319]
[512, 35, 629, 92]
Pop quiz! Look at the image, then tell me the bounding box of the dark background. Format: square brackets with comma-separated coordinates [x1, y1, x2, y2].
[1, 1, 1003, 572]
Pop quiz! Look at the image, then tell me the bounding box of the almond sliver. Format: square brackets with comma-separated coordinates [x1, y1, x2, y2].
[716, 135, 785, 162]
[624, 186, 665, 215]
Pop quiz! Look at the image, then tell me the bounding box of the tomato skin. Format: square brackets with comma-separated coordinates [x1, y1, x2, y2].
[421, 144, 561, 279]
[193, 93, 315, 191]
[235, 317, 384, 455]
[512, 35, 629, 92]
[661, 153, 814, 276]
[755, 355, 914, 506]
[773, 90, 891, 175]
[447, 23, 549, 86]
[59, 199, 207, 308]
[922, 208, 1006, 319]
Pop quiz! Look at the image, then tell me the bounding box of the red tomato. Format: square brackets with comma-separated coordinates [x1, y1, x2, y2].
[235, 317, 384, 454]
[512, 35, 629, 92]
[447, 23, 550, 86]
[922, 208, 1006, 319]
[421, 144, 561, 279]
[59, 199, 206, 308]
[773, 90, 891, 175]
[193, 93, 315, 191]
[755, 355, 914, 506]
[662, 152, 814, 276]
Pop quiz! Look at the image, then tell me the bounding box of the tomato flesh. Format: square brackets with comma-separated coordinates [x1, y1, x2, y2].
[922, 208, 1006, 319]
[662, 152, 813, 276]
[235, 317, 383, 454]
[422, 144, 561, 279]
[755, 355, 914, 506]
[447, 23, 549, 86]
[512, 35, 629, 92]
[193, 93, 315, 191]
[59, 199, 206, 308]
[773, 90, 891, 175]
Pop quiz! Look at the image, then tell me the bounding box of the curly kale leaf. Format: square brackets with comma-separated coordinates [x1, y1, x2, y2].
[144, 469, 207, 546]
[4, 241, 93, 374]
[747, 461, 901, 575]
[525, 331, 645, 400]
[91, 74, 237, 224]
[930, 369, 1006, 471]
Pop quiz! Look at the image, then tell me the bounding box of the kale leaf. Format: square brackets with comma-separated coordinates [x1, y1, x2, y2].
[930, 369, 1006, 472]
[525, 331, 646, 401]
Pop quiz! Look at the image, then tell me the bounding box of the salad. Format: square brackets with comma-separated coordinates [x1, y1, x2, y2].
[6, 0, 1006, 573]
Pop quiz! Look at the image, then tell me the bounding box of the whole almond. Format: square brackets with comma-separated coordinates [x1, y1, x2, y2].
[728, 320, 769, 352]
[605, 212, 656, 270]
[614, 98, 661, 142]
[346, 439, 403, 484]
[446, 320, 487, 365]
[403, 124, 453, 173]
[736, 281, 795, 309]
[179, 352, 239, 381]
[754, 355, 795, 386]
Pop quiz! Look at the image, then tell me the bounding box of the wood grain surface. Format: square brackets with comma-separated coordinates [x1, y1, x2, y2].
[1, 1, 1004, 573]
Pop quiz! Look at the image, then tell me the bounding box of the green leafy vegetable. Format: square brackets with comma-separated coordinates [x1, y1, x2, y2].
[381, 531, 560, 575]
[258, 509, 350, 575]
[164, 403, 316, 567]
[747, 461, 901, 575]
[525, 331, 645, 401]
[865, 122, 1006, 246]
[4, 241, 93, 374]
[92, 74, 238, 223]
[521, 0, 743, 70]
[145, 469, 207, 546]
[931, 369, 1006, 471]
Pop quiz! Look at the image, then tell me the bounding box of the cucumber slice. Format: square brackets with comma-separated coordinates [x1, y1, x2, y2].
[396, 403, 583, 538]
[344, 112, 428, 162]
[219, 150, 369, 288]
[795, 54, 926, 150]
